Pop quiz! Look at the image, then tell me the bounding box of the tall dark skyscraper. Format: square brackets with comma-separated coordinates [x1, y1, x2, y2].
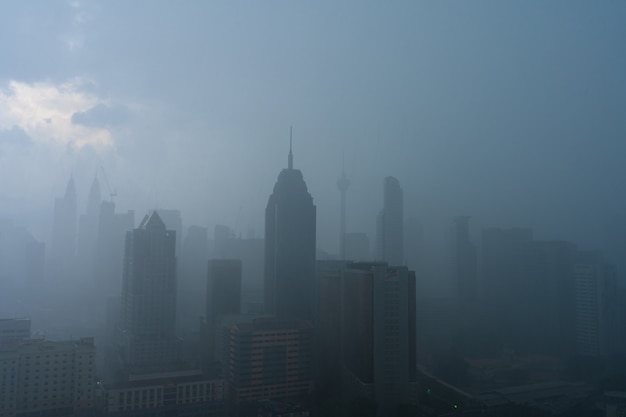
[376, 176, 404, 266]
[264, 133, 316, 320]
[120, 211, 180, 373]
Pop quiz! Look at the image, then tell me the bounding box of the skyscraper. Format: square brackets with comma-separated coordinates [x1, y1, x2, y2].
[77, 176, 101, 286]
[264, 133, 316, 320]
[206, 259, 242, 360]
[341, 262, 417, 415]
[120, 211, 180, 373]
[49, 176, 77, 282]
[376, 176, 403, 266]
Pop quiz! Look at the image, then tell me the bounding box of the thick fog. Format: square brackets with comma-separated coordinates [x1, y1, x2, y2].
[0, 2, 625, 305]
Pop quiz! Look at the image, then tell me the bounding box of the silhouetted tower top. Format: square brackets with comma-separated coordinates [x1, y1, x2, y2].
[265, 128, 316, 320]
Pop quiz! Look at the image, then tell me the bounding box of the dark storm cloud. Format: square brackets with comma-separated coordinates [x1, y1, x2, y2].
[71, 103, 129, 128]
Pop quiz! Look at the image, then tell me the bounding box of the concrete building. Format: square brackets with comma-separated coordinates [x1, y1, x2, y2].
[0, 318, 30, 350]
[222, 317, 314, 415]
[376, 177, 403, 266]
[264, 135, 316, 320]
[206, 259, 242, 361]
[48, 177, 77, 284]
[120, 211, 180, 374]
[0, 337, 95, 417]
[341, 262, 417, 415]
[104, 369, 225, 417]
[573, 251, 618, 356]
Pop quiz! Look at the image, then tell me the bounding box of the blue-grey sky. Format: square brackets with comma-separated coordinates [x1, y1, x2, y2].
[0, 1, 625, 256]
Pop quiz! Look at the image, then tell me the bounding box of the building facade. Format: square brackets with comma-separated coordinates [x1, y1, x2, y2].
[341, 262, 417, 415]
[120, 211, 180, 374]
[0, 337, 95, 417]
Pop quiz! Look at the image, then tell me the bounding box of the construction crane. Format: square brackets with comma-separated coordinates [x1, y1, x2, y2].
[100, 166, 117, 202]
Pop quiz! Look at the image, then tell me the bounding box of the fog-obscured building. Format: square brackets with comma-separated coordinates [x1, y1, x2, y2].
[77, 176, 102, 288]
[264, 139, 316, 320]
[573, 251, 619, 357]
[206, 259, 242, 361]
[120, 211, 180, 374]
[341, 262, 417, 416]
[48, 177, 77, 284]
[222, 317, 314, 415]
[104, 369, 225, 417]
[376, 177, 403, 266]
[95, 201, 134, 298]
[0, 337, 95, 417]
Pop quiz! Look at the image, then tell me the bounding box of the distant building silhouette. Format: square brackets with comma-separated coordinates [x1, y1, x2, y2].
[94, 201, 134, 298]
[376, 177, 403, 266]
[452, 216, 477, 311]
[206, 259, 242, 361]
[120, 211, 180, 374]
[573, 251, 618, 356]
[77, 176, 102, 286]
[264, 134, 316, 320]
[49, 177, 77, 283]
[341, 262, 417, 416]
[337, 167, 350, 259]
[178, 225, 209, 333]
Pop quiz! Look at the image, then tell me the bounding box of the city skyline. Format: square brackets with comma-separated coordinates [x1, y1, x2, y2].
[0, 2, 625, 259]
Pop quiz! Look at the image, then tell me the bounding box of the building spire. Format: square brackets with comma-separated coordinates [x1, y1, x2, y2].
[288, 126, 293, 169]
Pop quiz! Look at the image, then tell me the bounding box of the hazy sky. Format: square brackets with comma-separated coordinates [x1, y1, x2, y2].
[0, 1, 625, 255]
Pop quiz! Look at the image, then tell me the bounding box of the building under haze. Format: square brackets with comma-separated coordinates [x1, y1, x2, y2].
[48, 177, 77, 283]
[264, 137, 316, 320]
[77, 176, 102, 287]
[452, 216, 477, 311]
[341, 262, 417, 416]
[376, 177, 403, 266]
[206, 259, 242, 361]
[94, 201, 134, 298]
[0, 337, 95, 417]
[120, 211, 180, 374]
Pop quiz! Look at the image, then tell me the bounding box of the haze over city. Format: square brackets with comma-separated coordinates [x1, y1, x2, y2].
[1, 2, 626, 416]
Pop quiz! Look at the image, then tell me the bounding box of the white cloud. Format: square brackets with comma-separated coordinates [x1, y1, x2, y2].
[0, 79, 114, 149]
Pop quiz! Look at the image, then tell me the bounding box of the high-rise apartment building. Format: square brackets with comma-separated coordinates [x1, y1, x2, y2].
[341, 262, 417, 416]
[264, 136, 316, 320]
[573, 251, 618, 356]
[376, 177, 403, 266]
[222, 317, 314, 414]
[120, 211, 180, 374]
